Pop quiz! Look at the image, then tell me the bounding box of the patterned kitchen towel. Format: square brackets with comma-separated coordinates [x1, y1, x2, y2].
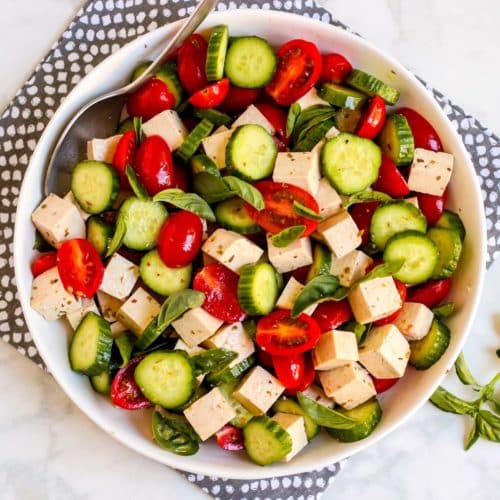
[0, 0, 499, 498]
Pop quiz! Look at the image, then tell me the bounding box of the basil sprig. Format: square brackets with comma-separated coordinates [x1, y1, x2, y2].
[343, 190, 393, 209]
[114, 333, 135, 368]
[291, 275, 340, 317]
[192, 172, 236, 204]
[125, 164, 149, 200]
[191, 348, 238, 376]
[153, 188, 216, 222]
[454, 352, 480, 388]
[223, 176, 264, 210]
[270, 225, 306, 248]
[133, 116, 143, 144]
[105, 215, 127, 257]
[297, 393, 356, 429]
[286, 102, 301, 138]
[293, 200, 322, 221]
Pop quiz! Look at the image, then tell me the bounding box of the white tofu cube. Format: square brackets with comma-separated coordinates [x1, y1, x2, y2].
[407, 148, 454, 196]
[184, 388, 236, 441]
[31, 194, 86, 248]
[66, 298, 100, 330]
[233, 366, 285, 415]
[231, 105, 274, 134]
[213, 125, 229, 134]
[267, 233, 313, 274]
[325, 125, 340, 139]
[171, 307, 223, 347]
[358, 324, 410, 379]
[319, 361, 376, 410]
[348, 276, 403, 324]
[64, 191, 90, 221]
[272, 151, 321, 195]
[99, 253, 139, 301]
[313, 330, 359, 370]
[301, 384, 335, 408]
[295, 87, 330, 109]
[142, 110, 188, 151]
[175, 338, 206, 356]
[86, 134, 122, 162]
[330, 250, 373, 287]
[393, 302, 434, 341]
[276, 277, 317, 316]
[404, 196, 419, 209]
[30, 267, 80, 321]
[202, 228, 264, 274]
[96, 291, 123, 322]
[315, 178, 343, 219]
[272, 413, 308, 462]
[117, 287, 160, 336]
[201, 129, 233, 168]
[110, 321, 128, 338]
[317, 210, 362, 258]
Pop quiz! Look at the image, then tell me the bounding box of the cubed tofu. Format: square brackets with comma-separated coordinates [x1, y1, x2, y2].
[64, 191, 90, 221]
[267, 233, 313, 274]
[213, 125, 229, 134]
[330, 250, 373, 287]
[86, 134, 122, 162]
[31, 194, 86, 248]
[184, 388, 236, 441]
[296, 87, 330, 109]
[405, 196, 419, 209]
[99, 254, 139, 301]
[171, 307, 223, 347]
[315, 178, 343, 219]
[231, 105, 274, 134]
[325, 125, 340, 139]
[117, 287, 160, 336]
[175, 338, 206, 356]
[233, 366, 285, 415]
[319, 361, 376, 410]
[142, 110, 188, 151]
[313, 330, 359, 370]
[201, 129, 233, 168]
[358, 324, 410, 379]
[203, 322, 255, 367]
[316, 211, 362, 258]
[393, 302, 434, 341]
[66, 298, 100, 330]
[407, 148, 454, 196]
[301, 384, 334, 408]
[30, 267, 80, 321]
[96, 291, 123, 322]
[110, 321, 128, 338]
[272, 151, 320, 195]
[272, 413, 308, 462]
[202, 228, 264, 274]
[348, 276, 403, 324]
[276, 277, 317, 316]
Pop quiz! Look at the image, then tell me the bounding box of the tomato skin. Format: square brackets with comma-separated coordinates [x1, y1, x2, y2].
[397, 107, 443, 152]
[284, 353, 315, 396]
[418, 188, 448, 226]
[111, 356, 153, 410]
[373, 280, 407, 326]
[112, 130, 136, 188]
[272, 353, 305, 390]
[31, 252, 58, 277]
[287, 265, 311, 285]
[134, 135, 176, 195]
[157, 211, 203, 268]
[357, 96, 387, 140]
[57, 239, 104, 298]
[373, 377, 400, 393]
[219, 85, 261, 112]
[372, 154, 410, 197]
[266, 39, 322, 106]
[273, 135, 288, 152]
[319, 53, 352, 84]
[193, 263, 246, 322]
[350, 201, 380, 246]
[255, 102, 289, 143]
[174, 164, 190, 192]
[408, 278, 452, 308]
[126, 78, 175, 120]
[188, 78, 230, 109]
[177, 34, 208, 94]
[215, 424, 245, 451]
[257, 348, 274, 369]
[312, 299, 353, 332]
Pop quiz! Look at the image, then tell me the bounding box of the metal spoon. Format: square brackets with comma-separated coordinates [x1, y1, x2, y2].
[44, 0, 220, 196]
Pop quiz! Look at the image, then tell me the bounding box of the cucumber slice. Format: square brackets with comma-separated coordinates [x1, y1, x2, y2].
[346, 69, 400, 105]
[140, 249, 192, 296]
[306, 243, 332, 283]
[177, 119, 215, 163]
[272, 397, 320, 441]
[215, 197, 261, 234]
[193, 108, 232, 127]
[134, 351, 195, 409]
[206, 25, 229, 81]
[427, 227, 463, 279]
[69, 312, 113, 376]
[335, 108, 361, 133]
[71, 160, 120, 214]
[321, 133, 382, 195]
[293, 118, 337, 153]
[156, 61, 183, 107]
[383, 230, 439, 285]
[318, 83, 367, 110]
[436, 210, 466, 241]
[207, 355, 256, 385]
[219, 380, 254, 428]
[226, 124, 277, 181]
[90, 370, 111, 395]
[224, 36, 277, 88]
[326, 398, 382, 442]
[118, 197, 168, 251]
[409, 319, 450, 370]
[370, 201, 427, 250]
[238, 262, 279, 315]
[192, 172, 235, 204]
[86, 216, 113, 257]
[190, 154, 221, 177]
[379, 114, 415, 166]
[243, 415, 292, 465]
[131, 61, 149, 81]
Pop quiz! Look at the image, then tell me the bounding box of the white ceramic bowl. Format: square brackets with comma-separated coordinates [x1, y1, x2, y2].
[14, 10, 486, 479]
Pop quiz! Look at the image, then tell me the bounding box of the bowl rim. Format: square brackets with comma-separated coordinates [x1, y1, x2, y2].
[13, 9, 487, 479]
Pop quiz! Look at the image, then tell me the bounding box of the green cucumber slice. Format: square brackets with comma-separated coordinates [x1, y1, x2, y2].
[86, 216, 113, 257]
[379, 114, 415, 166]
[215, 197, 261, 234]
[346, 69, 400, 105]
[193, 108, 232, 126]
[206, 25, 229, 81]
[156, 61, 184, 108]
[207, 355, 256, 385]
[237, 262, 279, 315]
[318, 83, 367, 110]
[436, 210, 466, 241]
[427, 227, 463, 279]
[409, 319, 450, 370]
[177, 119, 215, 163]
[219, 380, 254, 428]
[306, 243, 332, 283]
[190, 154, 221, 177]
[131, 61, 149, 81]
[272, 397, 320, 441]
[89, 370, 111, 395]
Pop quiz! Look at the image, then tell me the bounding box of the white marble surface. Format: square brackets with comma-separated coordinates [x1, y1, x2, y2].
[1, 0, 499, 499]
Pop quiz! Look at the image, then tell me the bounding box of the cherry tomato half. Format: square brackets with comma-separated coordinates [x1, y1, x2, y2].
[372, 377, 400, 394]
[57, 239, 104, 298]
[418, 188, 448, 226]
[373, 279, 407, 326]
[256, 309, 321, 356]
[112, 130, 136, 189]
[350, 201, 380, 246]
[255, 102, 289, 143]
[284, 353, 316, 396]
[312, 299, 353, 332]
[31, 251, 57, 277]
[266, 39, 322, 106]
[371, 154, 410, 198]
[320, 53, 352, 84]
[126, 78, 175, 121]
[272, 352, 305, 390]
[408, 278, 452, 308]
[397, 107, 443, 152]
[173, 164, 190, 192]
[357, 96, 387, 140]
[177, 34, 208, 94]
[157, 211, 203, 268]
[256, 348, 274, 369]
[215, 424, 245, 451]
[188, 78, 230, 109]
[219, 85, 261, 112]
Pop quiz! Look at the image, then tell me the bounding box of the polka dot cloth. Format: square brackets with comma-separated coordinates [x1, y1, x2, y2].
[0, 0, 498, 498]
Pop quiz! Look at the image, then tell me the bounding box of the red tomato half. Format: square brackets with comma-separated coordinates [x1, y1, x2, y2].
[126, 78, 175, 121]
[312, 299, 353, 332]
[245, 181, 319, 236]
[372, 154, 410, 198]
[266, 39, 322, 106]
[256, 348, 274, 369]
[255, 102, 289, 143]
[216, 424, 245, 451]
[350, 201, 380, 246]
[418, 188, 448, 226]
[373, 280, 407, 326]
[193, 263, 246, 323]
[31, 251, 57, 277]
[408, 278, 452, 308]
[272, 353, 305, 390]
[284, 353, 315, 396]
[357, 96, 387, 140]
[397, 107, 443, 152]
[111, 356, 153, 410]
[112, 130, 136, 188]
[177, 34, 208, 94]
[174, 164, 190, 192]
[57, 239, 104, 298]
[157, 211, 203, 268]
[219, 85, 261, 112]
[188, 78, 230, 109]
[256, 309, 321, 356]
[320, 53, 352, 84]
[373, 377, 400, 394]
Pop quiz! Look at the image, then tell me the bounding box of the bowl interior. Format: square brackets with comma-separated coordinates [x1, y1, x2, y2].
[14, 10, 486, 479]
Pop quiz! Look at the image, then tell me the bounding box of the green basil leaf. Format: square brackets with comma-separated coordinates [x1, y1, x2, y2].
[105, 216, 127, 257]
[360, 260, 405, 283]
[192, 172, 236, 204]
[343, 190, 393, 209]
[293, 200, 322, 221]
[295, 109, 336, 144]
[190, 348, 238, 376]
[33, 230, 53, 251]
[243, 319, 257, 341]
[429, 386, 478, 416]
[454, 352, 480, 388]
[464, 415, 480, 451]
[114, 333, 134, 368]
[293, 119, 336, 153]
[270, 225, 306, 248]
[477, 410, 500, 443]
[126, 165, 149, 201]
[293, 105, 334, 142]
[157, 289, 206, 332]
[223, 176, 264, 210]
[297, 392, 356, 429]
[153, 188, 216, 222]
[481, 372, 500, 402]
[133, 116, 143, 144]
[292, 274, 340, 317]
[286, 102, 301, 138]
[432, 302, 455, 319]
